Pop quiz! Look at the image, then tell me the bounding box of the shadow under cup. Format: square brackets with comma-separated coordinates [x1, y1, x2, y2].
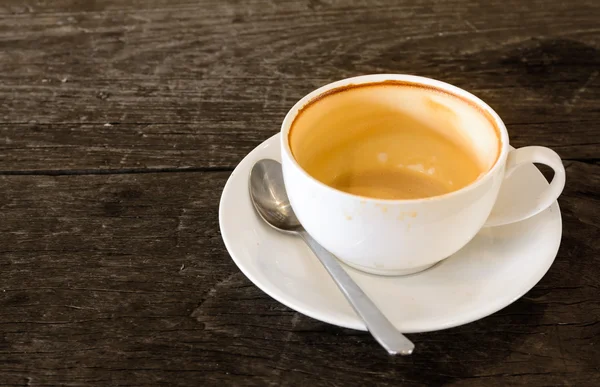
[281, 77, 506, 275]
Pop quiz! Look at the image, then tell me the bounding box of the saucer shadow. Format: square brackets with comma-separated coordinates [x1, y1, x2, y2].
[400, 296, 548, 384]
[276, 294, 547, 385]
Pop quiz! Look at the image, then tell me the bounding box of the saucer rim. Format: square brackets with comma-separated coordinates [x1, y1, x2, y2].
[219, 133, 562, 333]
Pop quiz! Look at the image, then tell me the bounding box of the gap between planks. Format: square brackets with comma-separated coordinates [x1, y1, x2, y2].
[0, 167, 234, 176]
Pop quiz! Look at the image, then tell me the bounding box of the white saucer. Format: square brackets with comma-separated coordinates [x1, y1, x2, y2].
[219, 134, 562, 333]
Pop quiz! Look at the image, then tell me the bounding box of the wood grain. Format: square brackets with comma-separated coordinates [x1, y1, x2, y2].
[0, 161, 599, 386]
[1, 0, 599, 171]
[0, 0, 599, 385]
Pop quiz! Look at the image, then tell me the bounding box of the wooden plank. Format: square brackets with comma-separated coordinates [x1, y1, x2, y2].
[1, 0, 599, 171]
[0, 123, 270, 172]
[0, 160, 598, 386]
[2, 120, 597, 172]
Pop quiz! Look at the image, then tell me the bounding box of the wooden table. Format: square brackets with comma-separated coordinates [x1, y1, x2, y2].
[1, 1, 598, 385]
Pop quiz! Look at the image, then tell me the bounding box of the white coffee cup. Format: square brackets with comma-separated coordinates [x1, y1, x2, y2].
[280, 74, 566, 275]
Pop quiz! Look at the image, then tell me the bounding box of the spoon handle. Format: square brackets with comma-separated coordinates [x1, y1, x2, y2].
[299, 231, 415, 355]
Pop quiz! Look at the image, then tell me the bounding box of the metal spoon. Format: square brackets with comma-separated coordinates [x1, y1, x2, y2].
[249, 159, 415, 356]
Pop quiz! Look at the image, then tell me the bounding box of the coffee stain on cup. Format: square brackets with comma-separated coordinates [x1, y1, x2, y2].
[396, 211, 417, 221]
[426, 96, 458, 119]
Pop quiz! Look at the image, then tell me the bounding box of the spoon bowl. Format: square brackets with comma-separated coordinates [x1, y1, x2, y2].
[249, 159, 302, 233]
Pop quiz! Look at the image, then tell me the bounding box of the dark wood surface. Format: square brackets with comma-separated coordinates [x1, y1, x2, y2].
[1, 0, 599, 385]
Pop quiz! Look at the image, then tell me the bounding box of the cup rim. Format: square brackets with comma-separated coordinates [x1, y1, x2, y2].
[280, 74, 510, 204]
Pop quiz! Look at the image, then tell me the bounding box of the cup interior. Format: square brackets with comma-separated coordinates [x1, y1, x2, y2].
[284, 77, 505, 200]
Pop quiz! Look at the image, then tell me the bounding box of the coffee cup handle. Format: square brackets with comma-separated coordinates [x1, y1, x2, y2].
[484, 146, 566, 227]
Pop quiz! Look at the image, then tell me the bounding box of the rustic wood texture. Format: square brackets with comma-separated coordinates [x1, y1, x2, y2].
[0, 0, 598, 386]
